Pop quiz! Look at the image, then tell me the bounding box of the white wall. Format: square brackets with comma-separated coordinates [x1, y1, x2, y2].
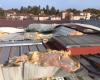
[62, 12, 66, 19]
[50, 17, 61, 20]
[71, 16, 86, 20]
[39, 17, 49, 21]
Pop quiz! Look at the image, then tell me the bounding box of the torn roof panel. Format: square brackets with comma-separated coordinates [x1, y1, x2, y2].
[0, 41, 46, 64]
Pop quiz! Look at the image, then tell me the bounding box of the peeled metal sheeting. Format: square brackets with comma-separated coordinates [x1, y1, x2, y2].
[0, 47, 10, 64]
[2, 66, 23, 80]
[24, 62, 59, 80]
[0, 65, 4, 80]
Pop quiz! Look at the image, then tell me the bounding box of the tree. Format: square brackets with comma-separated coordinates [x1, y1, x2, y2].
[56, 9, 61, 16]
[46, 5, 49, 14]
[42, 7, 46, 12]
[50, 6, 56, 15]
[11, 8, 19, 13]
[42, 5, 60, 15]
[20, 6, 25, 13]
[0, 8, 5, 18]
[66, 8, 80, 14]
[27, 6, 32, 13]
[32, 6, 41, 15]
[28, 6, 32, 10]
[20, 6, 24, 12]
[83, 8, 100, 14]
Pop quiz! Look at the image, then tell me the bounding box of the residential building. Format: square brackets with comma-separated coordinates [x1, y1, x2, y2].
[38, 15, 49, 21]
[32, 15, 39, 21]
[6, 12, 32, 20]
[15, 13, 29, 20]
[5, 10, 17, 20]
[50, 16, 61, 21]
[71, 12, 92, 20]
[62, 11, 73, 20]
[62, 11, 67, 19]
[62, 11, 92, 20]
[32, 15, 49, 21]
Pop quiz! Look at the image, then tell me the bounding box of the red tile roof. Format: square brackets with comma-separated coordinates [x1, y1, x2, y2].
[0, 19, 34, 28]
[0, 19, 70, 28]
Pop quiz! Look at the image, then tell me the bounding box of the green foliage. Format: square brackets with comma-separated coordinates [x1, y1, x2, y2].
[0, 10, 4, 16]
[50, 6, 56, 15]
[19, 5, 60, 15]
[0, 6, 100, 18]
[32, 6, 41, 15]
[0, 8, 5, 18]
[66, 8, 80, 14]
[83, 8, 100, 14]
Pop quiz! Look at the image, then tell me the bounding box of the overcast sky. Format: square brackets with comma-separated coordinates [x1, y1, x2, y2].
[0, 0, 100, 10]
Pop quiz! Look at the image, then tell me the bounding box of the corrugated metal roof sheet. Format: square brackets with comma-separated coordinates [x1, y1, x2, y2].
[53, 26, 77, 36]
[53, 35, 100, 48]
[0, 41, 46, 64]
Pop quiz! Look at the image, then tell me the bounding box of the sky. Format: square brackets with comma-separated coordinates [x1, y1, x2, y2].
[0, 0, 100, 10]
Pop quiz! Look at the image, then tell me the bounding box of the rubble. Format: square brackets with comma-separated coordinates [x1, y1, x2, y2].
[24, 32, 52, 41]
[8, 50, 80, 73]
[0, 50, 80, 80]
[0, 24, 99, 80]
[0, 32, 9, 38]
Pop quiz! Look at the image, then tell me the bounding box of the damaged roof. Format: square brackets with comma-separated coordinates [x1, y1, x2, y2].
[53, 35, 100, 48]
[0, 40, 46, 64]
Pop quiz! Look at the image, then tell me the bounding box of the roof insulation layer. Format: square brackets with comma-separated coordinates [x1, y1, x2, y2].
[0, 33, 25, 41]
[27, 23, 56, 32]
[0, 27, 24, 33]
